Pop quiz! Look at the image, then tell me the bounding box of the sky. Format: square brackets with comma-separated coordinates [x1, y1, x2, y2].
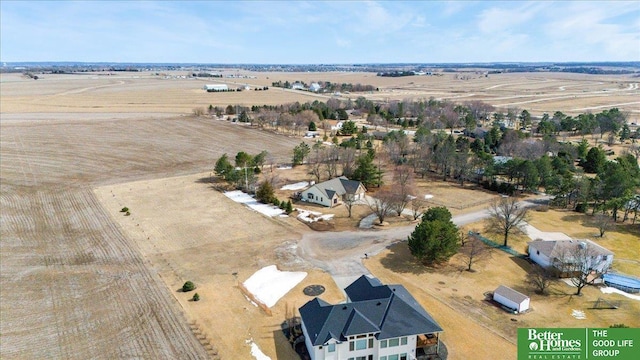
[1, 1, 639, 64]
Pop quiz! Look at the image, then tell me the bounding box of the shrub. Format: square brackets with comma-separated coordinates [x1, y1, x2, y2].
[192, 293, 200, 301]
[575, 203, 588, 213]
[609, 323, 629, 328]
[125, 211, 130, 216]
[182, 281, 195, 292]
[120, 207, 129, 212]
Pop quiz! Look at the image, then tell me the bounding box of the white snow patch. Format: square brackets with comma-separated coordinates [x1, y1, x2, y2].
[280, 181, 309, 191]
[571, 309, 586, 320]
[246, 339, 271, 360]
[297, 209, 334, 223]
[242, 265, 307, 308]
[277, 165, 292, 170]
[224, 191, 285, 217]
[424, 194, 434, 199]
[600, 287, 640, 301]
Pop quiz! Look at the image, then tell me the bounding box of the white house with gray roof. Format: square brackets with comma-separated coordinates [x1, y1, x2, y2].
[528, 239, 614, 275]
[299, 275, 443, 360]
[301, 176, 366, 208]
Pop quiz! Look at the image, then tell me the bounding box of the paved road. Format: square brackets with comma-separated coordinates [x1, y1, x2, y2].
[297, 195, 550, 292]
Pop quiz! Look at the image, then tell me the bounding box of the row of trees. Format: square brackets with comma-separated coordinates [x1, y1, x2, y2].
[214, 150, 270, 192]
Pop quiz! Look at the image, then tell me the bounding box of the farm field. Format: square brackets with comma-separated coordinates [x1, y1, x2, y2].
[2, 70, 639, 122]
[0, 112, 299, 358]
[1, 70, 638, 359]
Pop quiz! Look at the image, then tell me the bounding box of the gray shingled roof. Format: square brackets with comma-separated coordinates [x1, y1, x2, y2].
[494, 285, 529, 303]
[299, 275, 443, 346]
[528, 239, 613, 258]
[308, 176, 364, 199]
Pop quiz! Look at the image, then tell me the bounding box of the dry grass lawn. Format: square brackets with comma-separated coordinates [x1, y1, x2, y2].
[94, 172, 345, 359]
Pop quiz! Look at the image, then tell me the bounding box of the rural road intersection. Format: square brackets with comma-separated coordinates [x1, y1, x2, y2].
[297, 196, 550, 292]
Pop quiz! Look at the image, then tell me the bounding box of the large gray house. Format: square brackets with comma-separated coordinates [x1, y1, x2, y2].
[299, 275, 443, 360]
[300, 176, 366, 207]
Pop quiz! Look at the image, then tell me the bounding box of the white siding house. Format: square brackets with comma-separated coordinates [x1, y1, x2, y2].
[299, 276, 443, 360]
[493, 285, 530, 313]
[528, 239, 614, 275]
[300, 177, 366, 207]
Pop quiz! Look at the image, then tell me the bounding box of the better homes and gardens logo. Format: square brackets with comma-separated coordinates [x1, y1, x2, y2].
[518, 328, 639, 359]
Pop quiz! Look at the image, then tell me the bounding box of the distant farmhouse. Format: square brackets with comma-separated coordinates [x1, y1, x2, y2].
[291, 82, 306, 90]
[309, 82, 322, 92]
[299, 275, 443, 360]
[301, 176, 366, 207]
[203, 84, 228, 92]
[528, 239, 614, 275]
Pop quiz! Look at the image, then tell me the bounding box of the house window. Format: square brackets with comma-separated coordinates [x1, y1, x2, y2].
[320, 197, 323, 202]
[334, 198, 338, 204]
[380, 357, 387, 360]
[307, 193, 313, 199]
[537, 250, 540, 255]
[388, 355, 399, 360]
[369, 338, 374, 348]
[380, 340, 387, 348]
[355, 339, 367, 350]
[400, 354, 407, 360]
[389, 338, 399, 347]
[328, 343, 335, 352]
[400, 337, 407, 345]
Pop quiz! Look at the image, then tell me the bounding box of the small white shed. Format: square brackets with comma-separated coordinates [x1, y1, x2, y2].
[493, 285, 530, 313]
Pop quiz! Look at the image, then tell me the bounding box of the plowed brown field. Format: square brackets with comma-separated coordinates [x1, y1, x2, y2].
[0, 111, 299, 358]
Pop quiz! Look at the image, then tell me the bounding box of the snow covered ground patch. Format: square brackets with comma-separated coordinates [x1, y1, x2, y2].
[297, 209, 334, 223]
[600, 287, 640, 301]
[242, 265, 307, 308]
[280, 181, 309, 191]
[224, 191, 285, 217]
[246, 339, 271, 360]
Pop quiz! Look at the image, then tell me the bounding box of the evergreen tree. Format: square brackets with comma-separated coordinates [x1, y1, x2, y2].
[408, 207, 460, 265]
[352, 154, 383, 188]
[583, 147, 606, 174]
[214, 154, 234, 179]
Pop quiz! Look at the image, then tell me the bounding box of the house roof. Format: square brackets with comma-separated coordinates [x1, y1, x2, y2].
[304, 176, 364, 199]
[528, 239, 614, 259]
[299, 275, 443, 346]
[494, 285, 529, 304]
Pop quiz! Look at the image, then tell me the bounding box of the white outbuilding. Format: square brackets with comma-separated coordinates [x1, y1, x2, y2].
[203, 84, 228, 92]
[493, 285, 530, 313]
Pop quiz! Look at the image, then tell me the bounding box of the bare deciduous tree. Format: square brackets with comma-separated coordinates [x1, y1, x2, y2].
[459, 234, 491, 272]
[367, 188, 396, 225]
[343, 194, 358, 218]
[339, 148, 357, 178]
[410, 197, 427, 220]
[487, 197, 528, 247]
[556, 241, 609, 296]
[526, 265, 555, 295]
[390, 165, 415, 216]
[309, 142, 324, 183]
[593, 213, 613, 237]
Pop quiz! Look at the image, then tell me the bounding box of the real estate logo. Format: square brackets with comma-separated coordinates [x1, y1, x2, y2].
[521, 328, 583, 358]
[518, 328, 640, 360]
